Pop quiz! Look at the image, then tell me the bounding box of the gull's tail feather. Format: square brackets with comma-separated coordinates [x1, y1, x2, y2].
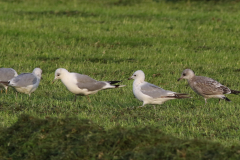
[230, 89, 240, 95]
[163, 93, 191, 99]
[0, 81, 9, 85]
[107, 81, 122, 84]
[103, 82, 125, 90]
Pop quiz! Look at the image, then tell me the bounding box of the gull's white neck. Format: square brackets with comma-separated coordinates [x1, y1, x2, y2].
[133, 79, 145, 86]
[33, 73, 41, 80]
[60, 72, 78, 88]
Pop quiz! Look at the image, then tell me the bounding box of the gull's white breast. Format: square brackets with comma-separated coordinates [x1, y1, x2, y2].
[133, 81, 151, 102]
[61, 73, 89, 95]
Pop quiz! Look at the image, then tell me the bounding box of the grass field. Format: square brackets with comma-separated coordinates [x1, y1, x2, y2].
[1, 0, 240, 158]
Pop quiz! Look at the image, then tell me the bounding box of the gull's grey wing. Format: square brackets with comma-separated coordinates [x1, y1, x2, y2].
[192, 76, 231, 95]
[141, 82, 174, 98]
[0, 68, 16, 81]
[75, 73, 106, 91]
[11, 73, 37, 87]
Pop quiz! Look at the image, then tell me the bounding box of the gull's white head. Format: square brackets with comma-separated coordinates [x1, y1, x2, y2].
[11, 68, 18, 77]
[53, 68, 69, 83]
[32, 68, 42, 79]
[178, 69, 195, 81]
[128, 70, 145, 82]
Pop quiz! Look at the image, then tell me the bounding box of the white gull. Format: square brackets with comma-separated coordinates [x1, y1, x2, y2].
[0, 68, 42, 96]
[53, 68, 125, 101]
[128, 70, 190, 107]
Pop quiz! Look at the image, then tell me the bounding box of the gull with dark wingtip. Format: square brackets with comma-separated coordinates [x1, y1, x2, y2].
[53, 68, 125, 102]
[129, 70, 190, 107]
[178, 69, 240, 104]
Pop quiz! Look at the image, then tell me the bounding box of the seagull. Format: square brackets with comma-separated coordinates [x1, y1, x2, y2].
[128, 70, 190, 107]
[178, 69, 240, 104]
[0, 68, 42, 96]
[52, 68, 125, 102]
[0, 68, 18, 94]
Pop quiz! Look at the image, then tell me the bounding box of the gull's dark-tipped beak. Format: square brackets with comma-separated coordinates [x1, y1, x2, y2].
[177, 78, 182, 81]
[52, 79, 56, 84]
[128, 77, 132, 80]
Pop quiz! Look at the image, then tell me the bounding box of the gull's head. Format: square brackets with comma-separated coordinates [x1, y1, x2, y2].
[32, 68, 42, 79]
[128, 70, 145, 82]
[12, 69, 18, 77]
[178, 69, 195, 81]
[52, 68, 69, 83]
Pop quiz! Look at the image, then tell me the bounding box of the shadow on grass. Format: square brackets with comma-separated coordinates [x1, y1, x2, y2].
[0, 115, 240, 159]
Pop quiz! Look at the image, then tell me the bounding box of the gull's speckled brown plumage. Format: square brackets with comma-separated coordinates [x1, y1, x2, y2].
[178, 69, 240, 104]
[189, 76, 231, 96]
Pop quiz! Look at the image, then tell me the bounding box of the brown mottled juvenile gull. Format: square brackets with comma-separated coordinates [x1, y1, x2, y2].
[178, 69, 240, 104]
[0, 68, 42, 96]
[0, 68, 18, 94]
[52, 68, 125, 102]
[128, 70, 190, 107]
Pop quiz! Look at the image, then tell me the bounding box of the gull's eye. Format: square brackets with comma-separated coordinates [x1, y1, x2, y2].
[134, 75, 136, 76]
[57, 73, 60, 76]
[183, 73, 186, 76]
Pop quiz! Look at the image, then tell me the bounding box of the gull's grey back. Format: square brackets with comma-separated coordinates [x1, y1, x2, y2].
[141, 83, 174, 98]
[0, 68, 17, 81]
[75, 73, 106, 91]
[11, 73, 37, 87]
[75, 74, 97, 83]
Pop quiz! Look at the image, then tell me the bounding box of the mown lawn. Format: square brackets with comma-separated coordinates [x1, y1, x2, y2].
[0, 0, 240, 157]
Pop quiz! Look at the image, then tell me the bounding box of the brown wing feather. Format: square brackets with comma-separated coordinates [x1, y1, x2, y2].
[192, 76, 230, 95]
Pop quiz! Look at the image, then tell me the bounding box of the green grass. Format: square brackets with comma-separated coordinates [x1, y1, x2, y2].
[0, 0, 240, 158]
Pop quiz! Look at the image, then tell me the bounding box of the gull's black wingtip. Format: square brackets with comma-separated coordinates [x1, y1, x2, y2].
[108, 81, 122, 84]
[224, 97, 231, 102]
